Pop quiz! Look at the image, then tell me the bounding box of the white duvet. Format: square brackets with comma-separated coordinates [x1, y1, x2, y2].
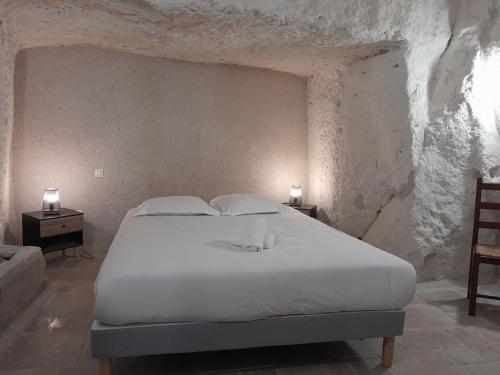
[93, 206, 416, 325]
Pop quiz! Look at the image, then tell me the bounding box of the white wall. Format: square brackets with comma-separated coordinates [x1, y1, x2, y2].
[9, 47, 308, 252]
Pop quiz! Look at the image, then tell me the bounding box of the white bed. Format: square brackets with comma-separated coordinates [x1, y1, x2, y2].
[93, 205, 415, 325]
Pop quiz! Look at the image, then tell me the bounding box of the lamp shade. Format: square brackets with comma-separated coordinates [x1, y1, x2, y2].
[289, 185, 302, 206]
[43, 188, 61, 214]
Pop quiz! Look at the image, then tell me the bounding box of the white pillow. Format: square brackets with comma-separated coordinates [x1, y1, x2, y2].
[135, 196, 220, 216]
[210, 193, 280, 216]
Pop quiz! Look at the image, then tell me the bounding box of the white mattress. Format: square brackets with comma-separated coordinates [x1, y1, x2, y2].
[93, 206, 416, 325]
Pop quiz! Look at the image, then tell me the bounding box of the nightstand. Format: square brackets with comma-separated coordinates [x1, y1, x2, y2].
[22, 208, 83, 259]
[282, 203, 317, 218]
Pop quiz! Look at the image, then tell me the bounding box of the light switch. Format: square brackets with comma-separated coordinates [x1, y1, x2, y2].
[94, 168, 104, 178]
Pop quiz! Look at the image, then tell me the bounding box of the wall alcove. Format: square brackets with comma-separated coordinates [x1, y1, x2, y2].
[9, 46, 309, 250]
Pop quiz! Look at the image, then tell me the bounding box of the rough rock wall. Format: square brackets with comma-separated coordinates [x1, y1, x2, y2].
[307, 73, 345, 226]
[0, 0, 499, 279]
[305, 0, 500, 279]
[341, 48, 412, 236]
[411, 0, 500, 279]
[304, 1, 454, 274]
[357, 6, 457, 276]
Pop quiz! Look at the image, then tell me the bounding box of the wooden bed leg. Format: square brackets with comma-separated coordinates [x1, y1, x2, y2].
[381, 336, 395, 368]
[99, 358, 113, 375]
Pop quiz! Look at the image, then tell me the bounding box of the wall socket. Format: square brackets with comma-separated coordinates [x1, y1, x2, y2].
[94, 168, 104, 178]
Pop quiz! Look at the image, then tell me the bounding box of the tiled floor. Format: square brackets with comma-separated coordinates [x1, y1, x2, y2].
[1, 253, 500, 375]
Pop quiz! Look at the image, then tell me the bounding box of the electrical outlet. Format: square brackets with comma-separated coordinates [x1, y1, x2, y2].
[94, 168, 104, 178]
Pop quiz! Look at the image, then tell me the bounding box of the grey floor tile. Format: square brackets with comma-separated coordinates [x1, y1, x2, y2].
[2, 253, 500, 374]
[396, 330, 464, 351]
[391, 348, 470, 375]
[344, 356, 396, 374]
[417, 287, 466, 301]
[474, 285, 500, 310]
[442, 346, 487, 365]
[445, 310, 500, 333]
[0, 329, 87, 370]
[416, 279, 457, 293]
[78, 333, 96, 365]
[403, 303, 456, 332]
[447, 327, 500, 361]
[464, 361, 500, 375]
[23, 316, 92, 335]
[417, 289, 475, 314]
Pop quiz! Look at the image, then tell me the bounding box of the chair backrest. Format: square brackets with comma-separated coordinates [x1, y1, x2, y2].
[471, 177, 500, 248]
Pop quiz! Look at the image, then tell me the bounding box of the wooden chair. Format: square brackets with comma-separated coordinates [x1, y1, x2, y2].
[468, 177, 500, 316]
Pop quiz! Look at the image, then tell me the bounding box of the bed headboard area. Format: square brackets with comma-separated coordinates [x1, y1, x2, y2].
[9, 46, 308, 252]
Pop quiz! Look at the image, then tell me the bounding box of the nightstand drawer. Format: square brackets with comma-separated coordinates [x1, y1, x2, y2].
[40, 215, 83, 238]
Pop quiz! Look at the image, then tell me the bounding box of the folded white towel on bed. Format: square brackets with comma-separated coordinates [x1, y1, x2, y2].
[264, 233, 275, 249]
[231, 217, 272, 252]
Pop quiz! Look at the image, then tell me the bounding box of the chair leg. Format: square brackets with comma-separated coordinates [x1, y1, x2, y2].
[468, 255, 480, 316]
[467, 249, 474, 299]
[381, 336, 395, 368]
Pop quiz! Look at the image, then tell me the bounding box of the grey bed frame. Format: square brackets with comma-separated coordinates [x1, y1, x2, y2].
[91, 309, 404, 374]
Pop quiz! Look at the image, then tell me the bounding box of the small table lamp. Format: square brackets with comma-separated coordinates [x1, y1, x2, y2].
[43, 188, 61, 215]
[289, 185, 302, 206]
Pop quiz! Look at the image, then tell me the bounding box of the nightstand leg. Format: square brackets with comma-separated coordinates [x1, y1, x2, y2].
[75, 246, 80, 261]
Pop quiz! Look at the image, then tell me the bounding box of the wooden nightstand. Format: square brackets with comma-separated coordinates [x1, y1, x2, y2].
[282, 203, 317, 218]
[22, 208, 83, 259]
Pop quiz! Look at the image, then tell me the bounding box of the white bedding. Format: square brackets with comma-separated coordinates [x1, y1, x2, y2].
[93, 206, 416, 325]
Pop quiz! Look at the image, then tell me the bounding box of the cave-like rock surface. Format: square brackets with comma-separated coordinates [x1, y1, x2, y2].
[1, 0, 499, 279]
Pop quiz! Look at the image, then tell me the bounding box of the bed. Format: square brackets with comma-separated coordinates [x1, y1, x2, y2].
[91, 205, 416, 374]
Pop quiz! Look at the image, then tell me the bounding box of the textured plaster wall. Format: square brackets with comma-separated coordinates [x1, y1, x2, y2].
[0, 25, 14, 244]
[9, 47, 307, 251]
[1, 0, 500, 279]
